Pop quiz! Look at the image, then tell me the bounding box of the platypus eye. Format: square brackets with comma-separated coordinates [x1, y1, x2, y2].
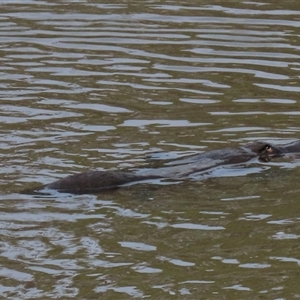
[260, 144, 272, 153]
[264, 144, 274, 153]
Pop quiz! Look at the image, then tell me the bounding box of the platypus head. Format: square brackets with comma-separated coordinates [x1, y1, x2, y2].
[258, 143, 283, 161]
[243, 141, 283, 162]
[244, 140, 300, 161]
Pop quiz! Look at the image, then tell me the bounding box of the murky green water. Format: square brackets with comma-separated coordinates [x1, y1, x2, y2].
[1, 0, 300, 299]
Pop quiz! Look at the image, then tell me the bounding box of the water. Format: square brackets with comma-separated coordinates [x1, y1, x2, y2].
[1, 0, 300, 299]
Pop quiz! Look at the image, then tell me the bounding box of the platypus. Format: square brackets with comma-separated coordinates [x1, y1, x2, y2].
[24, 141, 285, 195]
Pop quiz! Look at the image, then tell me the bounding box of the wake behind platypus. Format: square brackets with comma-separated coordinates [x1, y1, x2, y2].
[22, 140, 300, 195]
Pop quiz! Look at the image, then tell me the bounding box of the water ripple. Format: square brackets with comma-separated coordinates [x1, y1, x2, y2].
[1, 1, 300, 299]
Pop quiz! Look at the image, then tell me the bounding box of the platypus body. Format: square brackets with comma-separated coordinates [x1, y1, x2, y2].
[23, 140, 300, 195]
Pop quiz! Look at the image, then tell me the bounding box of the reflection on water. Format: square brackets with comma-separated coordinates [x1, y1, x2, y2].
[1, 0, 300, 299]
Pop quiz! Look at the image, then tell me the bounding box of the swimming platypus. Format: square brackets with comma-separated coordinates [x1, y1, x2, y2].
[24, 141, 285, 195]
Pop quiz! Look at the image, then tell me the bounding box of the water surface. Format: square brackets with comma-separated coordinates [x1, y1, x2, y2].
[1, 0, 300, 299]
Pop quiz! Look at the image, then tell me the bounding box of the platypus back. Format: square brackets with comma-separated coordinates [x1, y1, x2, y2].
[45, 170, 161, 194]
